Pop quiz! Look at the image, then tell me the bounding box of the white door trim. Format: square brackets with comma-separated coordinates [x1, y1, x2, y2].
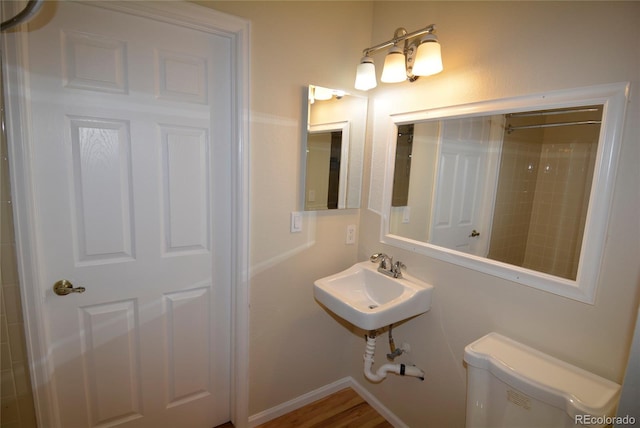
[1, 2, 250, 427]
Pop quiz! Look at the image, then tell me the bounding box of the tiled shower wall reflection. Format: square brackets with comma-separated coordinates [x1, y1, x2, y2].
[488, 117, 599, 280]
[1, 77, 37, 427]
[523, 138, 597, 278]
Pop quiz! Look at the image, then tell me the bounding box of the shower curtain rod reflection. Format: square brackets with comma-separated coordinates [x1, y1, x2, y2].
[506, 120, 602, 134]
[1, 0, 44, 32]
[507, 107, 600, 118]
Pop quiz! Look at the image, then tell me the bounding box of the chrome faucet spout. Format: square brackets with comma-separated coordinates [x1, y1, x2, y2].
[370, 253, 392, 270]
[370, 253, 405, 278]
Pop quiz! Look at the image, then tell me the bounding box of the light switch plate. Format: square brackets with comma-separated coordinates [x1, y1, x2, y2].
[402, 206, 411, 223]
[291, 212, 302, 233]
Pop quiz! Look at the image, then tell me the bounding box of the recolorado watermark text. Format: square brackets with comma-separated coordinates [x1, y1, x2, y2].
[575, 414, 636, 426]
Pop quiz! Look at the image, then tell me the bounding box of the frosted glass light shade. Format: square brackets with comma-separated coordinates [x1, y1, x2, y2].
[381, 45, 407, 83]
[412, 36, 443, 76]
[313, 86, 333, 100]
[355, 56, 377, 91]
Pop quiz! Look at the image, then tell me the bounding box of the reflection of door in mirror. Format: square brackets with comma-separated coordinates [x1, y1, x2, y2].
[429, 116, 502, 256]
[305, 131, 342, 210]
[488, 106, 602, 280]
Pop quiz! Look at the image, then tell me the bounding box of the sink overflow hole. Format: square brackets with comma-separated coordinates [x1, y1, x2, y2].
[369, 305, 378, 309]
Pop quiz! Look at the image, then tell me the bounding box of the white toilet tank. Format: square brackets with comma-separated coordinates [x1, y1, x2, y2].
[464, 333, 620, 428]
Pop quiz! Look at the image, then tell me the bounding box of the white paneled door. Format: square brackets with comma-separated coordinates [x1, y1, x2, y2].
[11, 2, 235, 427]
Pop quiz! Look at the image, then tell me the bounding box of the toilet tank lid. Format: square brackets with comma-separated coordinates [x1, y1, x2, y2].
[464, 333, 621, 418]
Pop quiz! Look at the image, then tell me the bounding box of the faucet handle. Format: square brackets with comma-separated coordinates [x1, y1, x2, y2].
[392, 261, 406, 276]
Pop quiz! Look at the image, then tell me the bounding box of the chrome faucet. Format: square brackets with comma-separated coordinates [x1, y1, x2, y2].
[370, 253, 405, 278]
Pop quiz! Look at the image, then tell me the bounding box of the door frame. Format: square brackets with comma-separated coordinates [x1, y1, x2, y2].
[1, 2, 250, 427]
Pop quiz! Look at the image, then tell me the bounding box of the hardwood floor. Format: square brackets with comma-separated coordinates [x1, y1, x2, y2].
[215, 388, 392, 428]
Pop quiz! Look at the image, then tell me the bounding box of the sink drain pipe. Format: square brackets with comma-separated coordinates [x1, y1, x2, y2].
[363, 333, 424, 382]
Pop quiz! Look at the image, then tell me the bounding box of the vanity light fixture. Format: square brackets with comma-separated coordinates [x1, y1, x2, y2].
[355, 25, 443, 91]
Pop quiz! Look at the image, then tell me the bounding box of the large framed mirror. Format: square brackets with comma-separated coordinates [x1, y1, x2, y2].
[380, 83, 629, 303]
[303, 85, 367, 210]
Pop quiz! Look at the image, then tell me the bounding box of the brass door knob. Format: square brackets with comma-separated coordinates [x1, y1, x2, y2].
[53, 280, 86, 296]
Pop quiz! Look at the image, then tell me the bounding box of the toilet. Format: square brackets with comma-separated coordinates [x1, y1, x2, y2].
[464, 333, 621, 428]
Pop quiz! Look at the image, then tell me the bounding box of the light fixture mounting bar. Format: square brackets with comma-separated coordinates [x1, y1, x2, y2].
[362, 24, 436, 57]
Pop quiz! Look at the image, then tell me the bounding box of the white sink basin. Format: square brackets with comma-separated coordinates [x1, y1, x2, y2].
[313, 261, 433, 330]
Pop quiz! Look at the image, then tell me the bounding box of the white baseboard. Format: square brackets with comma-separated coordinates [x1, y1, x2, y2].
[248, 376, 407, 428]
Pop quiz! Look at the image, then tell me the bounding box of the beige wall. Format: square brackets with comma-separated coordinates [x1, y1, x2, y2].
[196, 1, 373, 415]
[203, 1, 640, 426]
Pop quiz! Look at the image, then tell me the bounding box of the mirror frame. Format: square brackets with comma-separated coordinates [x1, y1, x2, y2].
[380, 83, 629, 303]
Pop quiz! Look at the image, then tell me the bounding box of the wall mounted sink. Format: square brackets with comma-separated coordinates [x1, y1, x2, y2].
[313, 261, 433, 330]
